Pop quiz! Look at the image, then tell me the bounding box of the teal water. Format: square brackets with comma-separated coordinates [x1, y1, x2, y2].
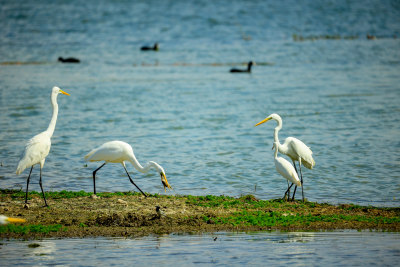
[1, 231, 399, 266]
[0, 0, 399, 265]
[0, 0, 399, 206]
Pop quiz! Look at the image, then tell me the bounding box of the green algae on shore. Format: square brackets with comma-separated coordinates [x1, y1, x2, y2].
[1, 189, 399, 238]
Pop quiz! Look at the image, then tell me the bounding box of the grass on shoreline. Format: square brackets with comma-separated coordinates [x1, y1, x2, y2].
[1, 189, 399, 238]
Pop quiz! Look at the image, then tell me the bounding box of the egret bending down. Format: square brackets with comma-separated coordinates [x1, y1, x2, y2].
[255, 113, 315, 201]
[84, 141, 172, 197]
[273, 142, 301, 199]
[16, 87, 70, 207]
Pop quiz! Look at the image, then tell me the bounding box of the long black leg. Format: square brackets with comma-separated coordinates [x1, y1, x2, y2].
[122, 164, 147, 197]
[283, 183, 294, 201]
[39, 166, 48, 207]
[285, 181, 292, 201]
[298, 162, 305, 202]
[93, 163, 106, 195]
[25, 166, 34, 204]
[291, 161, 299, 201]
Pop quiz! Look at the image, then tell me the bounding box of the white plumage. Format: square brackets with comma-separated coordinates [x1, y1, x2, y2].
[16, 132, 51, 175]
[255, 113, 315, 201]
[84, 141, 131, 163]
[274, 141, 302, 189]
[15, 86, 69, 207]
[84, 141, 172, 196]
[275, 136, 315, 170]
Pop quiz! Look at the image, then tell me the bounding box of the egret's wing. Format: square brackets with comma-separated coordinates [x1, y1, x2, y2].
[16, 132, 51, 174]
[287, 137, 315, 169]
[275, 157, 301, 186]
[84, 142, 125, 162]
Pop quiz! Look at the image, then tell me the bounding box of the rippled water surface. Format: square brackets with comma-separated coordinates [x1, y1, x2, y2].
[1, 0, 399, 206]
[0, 0, 399, 264]
[1, 231, 399, 266]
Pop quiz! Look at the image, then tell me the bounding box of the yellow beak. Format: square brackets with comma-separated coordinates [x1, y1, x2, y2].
[161, 173, 172, 192]
[255, 117, 272, 126]
[7, 217, 26, 223]
[60, 89, 70, 96]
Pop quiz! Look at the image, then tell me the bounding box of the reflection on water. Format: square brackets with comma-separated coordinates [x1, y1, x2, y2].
[0, 231, 399, 266]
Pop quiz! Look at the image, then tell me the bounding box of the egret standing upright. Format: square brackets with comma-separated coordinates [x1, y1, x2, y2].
[84, 141, 172, 197]
[255, 113, 315, 201]
[16, 87, 70, 207]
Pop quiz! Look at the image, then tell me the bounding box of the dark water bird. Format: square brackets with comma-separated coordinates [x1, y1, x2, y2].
[230, 61, 255, 73]
[140, 43, 159, 51]
[58, 57, 80, 63]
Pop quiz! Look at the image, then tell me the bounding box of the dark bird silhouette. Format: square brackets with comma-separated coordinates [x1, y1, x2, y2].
[230, 61, 255, 73]
[58, 57, 80, 63]
[141, 43, 159, 51]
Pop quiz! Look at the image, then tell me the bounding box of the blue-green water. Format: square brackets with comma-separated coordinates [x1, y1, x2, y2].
[1, 0, 399, 265]
[1, 231, 399, 266]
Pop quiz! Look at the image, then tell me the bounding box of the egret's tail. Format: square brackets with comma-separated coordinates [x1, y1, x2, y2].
[294, 178, 302, 187]
[291, 173, 302, 187]
[16, 160, 28, 175]
[302, 158, 315, 170]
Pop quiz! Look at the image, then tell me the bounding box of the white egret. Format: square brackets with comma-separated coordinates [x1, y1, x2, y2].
[272, 141, 301, 200]
[84, 140, 172, 197]
[16, 87, 70, 207]
[0, 215, 26, 225]
[255, 113, 315, 201]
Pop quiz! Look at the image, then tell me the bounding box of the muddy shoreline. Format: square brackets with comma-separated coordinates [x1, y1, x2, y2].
[1, 190, 399, 239]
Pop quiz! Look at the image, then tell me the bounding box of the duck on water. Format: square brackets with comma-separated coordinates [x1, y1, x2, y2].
[58, 57, 80, 63]
[141, 43, 159, 51]
[230, 61, 255, 73]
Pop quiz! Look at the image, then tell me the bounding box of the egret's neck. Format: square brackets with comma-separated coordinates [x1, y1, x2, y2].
[273, 128, 280, 144]
[274, 143, 279, 158]
[273, 118, 287, 154]
[46, 93, 59, 137]
[273, 119, 282, 144]
[128, 154, 153, 174]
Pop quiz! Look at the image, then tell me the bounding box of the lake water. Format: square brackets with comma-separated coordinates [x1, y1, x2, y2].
[0, 0, 399, 265]
[1, 231, 399, 266]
